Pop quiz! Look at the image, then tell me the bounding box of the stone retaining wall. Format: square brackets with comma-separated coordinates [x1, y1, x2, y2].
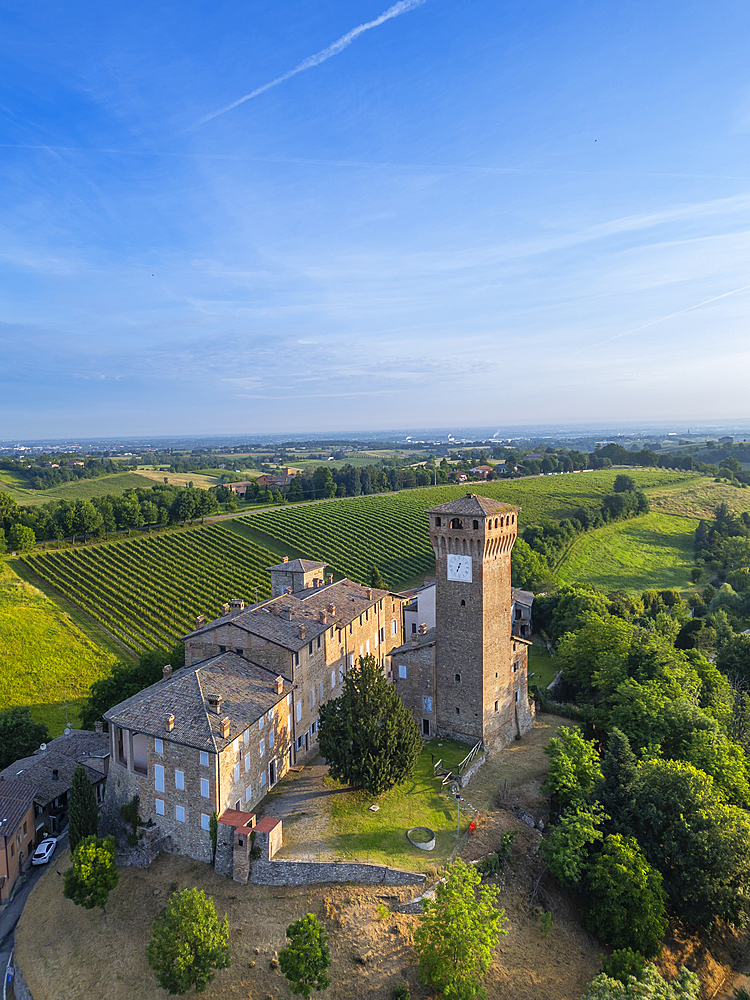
[250, 860, 426, 887]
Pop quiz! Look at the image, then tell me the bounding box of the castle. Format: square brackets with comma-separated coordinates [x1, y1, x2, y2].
[101, 493, 533, 865]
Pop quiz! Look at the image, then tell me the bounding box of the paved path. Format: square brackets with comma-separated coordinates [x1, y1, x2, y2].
[0, 831, 68, 983]
[259, 757, 348, 861]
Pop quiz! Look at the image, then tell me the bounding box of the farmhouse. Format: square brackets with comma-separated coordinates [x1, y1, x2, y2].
[0, 780, 36, 907]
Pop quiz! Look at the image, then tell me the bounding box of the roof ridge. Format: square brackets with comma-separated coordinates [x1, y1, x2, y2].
[194, 670, 219, 754]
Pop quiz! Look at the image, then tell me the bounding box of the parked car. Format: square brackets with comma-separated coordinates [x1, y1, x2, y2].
[31, 837, 57, 865]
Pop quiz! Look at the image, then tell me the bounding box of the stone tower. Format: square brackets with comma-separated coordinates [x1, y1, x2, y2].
[426, 493, 533, 748]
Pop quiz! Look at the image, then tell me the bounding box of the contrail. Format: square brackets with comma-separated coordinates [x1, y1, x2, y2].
[193, 0, 427, 127]
[578, 283, 750, 354]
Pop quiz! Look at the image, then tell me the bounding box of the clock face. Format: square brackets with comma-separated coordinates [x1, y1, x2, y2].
[446, 554, 472, 583]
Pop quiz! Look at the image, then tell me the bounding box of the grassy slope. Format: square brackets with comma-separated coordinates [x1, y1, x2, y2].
[555, 511, 697, 593]
[648, 477, 750, 520]
[0, 560, 117, 735]
[0, 471, 157, 507]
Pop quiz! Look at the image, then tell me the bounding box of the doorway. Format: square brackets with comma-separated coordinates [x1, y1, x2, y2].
[269, 760, 277, 786]
[422, 719, 430, 736]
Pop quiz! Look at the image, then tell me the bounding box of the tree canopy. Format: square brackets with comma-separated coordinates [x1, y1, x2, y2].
[318, 655, 422, 795]
[63, 835, 119, 911]
[0, 706, 49, 770]
[146, 888, 231, 994]
[279, 913, 331, 997]
[68, 763, 99, 853]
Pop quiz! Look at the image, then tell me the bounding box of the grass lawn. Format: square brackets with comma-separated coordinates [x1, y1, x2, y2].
[528, 645, 557, 688]
[0, 560, 117, 736]
[555, 511, 696, 593]
[648, 477, 750, 520]
[327, 737, 476, 870]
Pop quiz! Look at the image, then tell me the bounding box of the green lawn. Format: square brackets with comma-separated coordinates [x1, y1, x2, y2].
[0, 560, 117, 736]
[528, 645, 557, 688]
[327, 737, 476, 870]
[0, 471, 158, 507]
[555, 511, 696, 594]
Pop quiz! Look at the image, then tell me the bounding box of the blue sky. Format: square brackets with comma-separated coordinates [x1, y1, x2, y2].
[2, 0, 750, 437]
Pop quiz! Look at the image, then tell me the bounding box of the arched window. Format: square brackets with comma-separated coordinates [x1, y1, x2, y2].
[435, 516, 441, 526]
[473, 520, 479, 529]
[495, 518, 499, 528]
[460, 599, 465, 606]
[500, 517, 504, 527]
[512, 514, 515, 524]
[450, 518, 463, 529]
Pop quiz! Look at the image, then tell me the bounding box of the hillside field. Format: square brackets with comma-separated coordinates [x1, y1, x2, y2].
[0, 471, 157, 506]
[242, 469, 693, 588]
[20, 524, 279, 653]
[555, 511, 697, 593]
[648, 477, 750, 520]
[0, 561, 117, 735]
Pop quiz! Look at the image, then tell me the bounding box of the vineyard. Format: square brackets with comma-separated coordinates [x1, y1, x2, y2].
[21, 524, 276, 652]
[243, 469, 694, 588]
[16, 468, 694, 654]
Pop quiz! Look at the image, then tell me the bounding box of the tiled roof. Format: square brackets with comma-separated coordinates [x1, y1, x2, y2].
[0, 780, 36, 843]
[266, 558, 326, 573]
[104, 652, 291, 753]
[46, 729, 109, 762]
[389, 628, 437, 655]
[427, 493, 519, 517]
[511, 588, 534, 607]
[0, 752, 102, 807]
[185, 579, 394, 650]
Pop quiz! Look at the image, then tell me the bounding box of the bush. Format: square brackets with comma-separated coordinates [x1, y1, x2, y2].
[392, 986, 410, 1000]
[147, 888, 230, 994]
[601, 949, 646, 983]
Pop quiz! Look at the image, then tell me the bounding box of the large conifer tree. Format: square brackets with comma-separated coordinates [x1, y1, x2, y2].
[318, 656, 422, 795]
[69, 764, 99, 852]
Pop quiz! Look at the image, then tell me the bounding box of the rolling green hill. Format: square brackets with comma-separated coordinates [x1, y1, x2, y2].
[0, 471, 158, 506]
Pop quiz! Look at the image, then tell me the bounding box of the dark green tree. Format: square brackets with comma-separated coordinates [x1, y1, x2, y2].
[287, 474, 305, 503]
[613, 474, 636, 493]
[540, 802, 607, 887]
[543, 727, 600, 812]
[585, 834, 668, 957]
[63, 835, 119, 911]
[597, 728, 638, 835]
[318, 655, 422, 795]
[413, 857, 507, 1000]
[370, 565, 387, 589]
[279, 913, 332, 997]
[146, 888, 230, 994]
[7, 523, 35, 551]
[68, 764, 99, 853]
[0, 706, 49, 770]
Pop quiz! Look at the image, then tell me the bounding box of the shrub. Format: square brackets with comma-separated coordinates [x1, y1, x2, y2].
[601, 949, 646, 983]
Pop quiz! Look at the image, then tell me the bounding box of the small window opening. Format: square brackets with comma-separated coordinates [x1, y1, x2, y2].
[473, 519, 479, 529]
[460, 599, 465, 607]
[455, 673, 461, 683]
[435, 516, 442, 526]
[494, 700, 499, 712]
[450, 518, 463, 529]
[455, 706, 460, 715]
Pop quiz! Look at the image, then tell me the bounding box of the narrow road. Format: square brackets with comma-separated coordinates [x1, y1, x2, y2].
[0, 830, 68, 977]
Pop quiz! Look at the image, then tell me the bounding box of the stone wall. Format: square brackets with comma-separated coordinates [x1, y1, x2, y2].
[250, 860, 426, 887]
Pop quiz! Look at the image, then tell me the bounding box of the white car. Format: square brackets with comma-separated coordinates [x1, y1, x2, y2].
[31, 837, 57, 865]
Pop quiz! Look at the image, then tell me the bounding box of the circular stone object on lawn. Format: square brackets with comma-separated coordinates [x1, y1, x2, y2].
[406, 826, 436, 851]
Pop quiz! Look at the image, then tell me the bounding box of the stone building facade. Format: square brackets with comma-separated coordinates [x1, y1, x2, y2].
[389, 494, 534, 750]
[102, 653, 293, 862]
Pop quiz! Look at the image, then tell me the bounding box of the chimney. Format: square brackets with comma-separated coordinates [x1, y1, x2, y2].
[207, 695, 223, 715]
[284, 586, 293, 595]
[327, 603, 336, 617]
[220, 717, 231, 739]
[221, 602, 230, 616]
[282, 556, 289, 563]
[367, 588, 373, 600]
[275, 675, 284, 695]
[230, 599, 245, 613]
[166, 714, 175, 732]
[466, 492, 473, 498]
[297, 624, 306, 640]
[52, 769, 59, 780]
[281, 608, 293, 621]
[195, 614, 205, 629]
[94, 721, 103, 735]
[163, 664, 172, 680]
[326, 573, 333, 585]
[419, 623, 428, 635]
[319, 610, 328, 624]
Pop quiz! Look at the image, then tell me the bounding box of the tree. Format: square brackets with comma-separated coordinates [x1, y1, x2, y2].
[68, 764, 99, 853]
[7, 523, 35, 551]
[63, 835, 119, 911]
[580, 964, 699, 1000]
[146, 887, 231, 994]
[632, 758, 750, 927]
[370, 565, 387, 590]
[543, 727, 600, 811]
[318, 655, 422, 795]
[613, 474, 636, 493]
[585, 835, 668, 957]
[279, 913, 332, 997]
[510, 538, 552, 592]
[597, 728, 638, 835]
[0, 706, 49, 770]
[287, 474, 304, 503]
[540, 802, 607, 887]
[413, 858, 507, 1000]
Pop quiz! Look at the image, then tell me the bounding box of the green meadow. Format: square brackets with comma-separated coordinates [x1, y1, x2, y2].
[555, 511, 697, 594]
[0, 561, 117, 736]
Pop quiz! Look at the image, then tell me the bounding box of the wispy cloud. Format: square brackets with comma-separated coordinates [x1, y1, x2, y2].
[192, 0, 427, 127]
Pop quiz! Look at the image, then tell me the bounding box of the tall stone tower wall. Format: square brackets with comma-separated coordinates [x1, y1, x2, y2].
[428, 498, 533, 748]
